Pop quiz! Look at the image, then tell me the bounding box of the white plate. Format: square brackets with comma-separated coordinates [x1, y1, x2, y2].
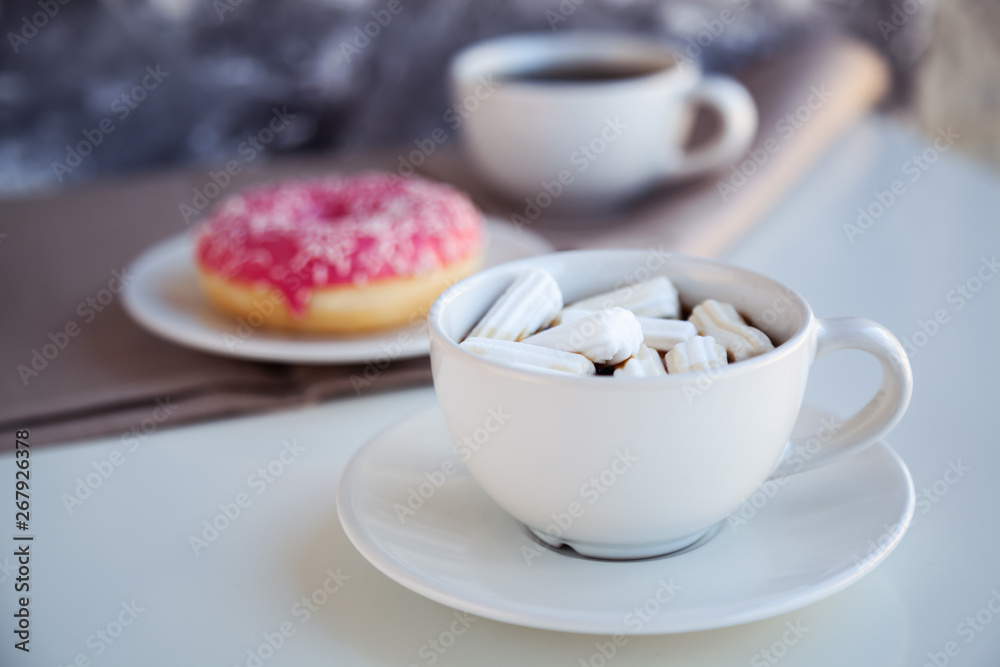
[337, 403, 915, 635]
[122, 218, 552, 364]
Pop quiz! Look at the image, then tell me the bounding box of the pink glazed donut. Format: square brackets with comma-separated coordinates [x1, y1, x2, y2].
[195, 173, 484, 334]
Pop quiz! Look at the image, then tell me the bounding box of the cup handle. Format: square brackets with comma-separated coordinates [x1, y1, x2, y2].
[771, 317, 913, 478]
[671, 74, 758, 179]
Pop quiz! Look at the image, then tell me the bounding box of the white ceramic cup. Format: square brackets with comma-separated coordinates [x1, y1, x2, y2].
[448, 32, 758, 209]
[427, 250, 913, 559]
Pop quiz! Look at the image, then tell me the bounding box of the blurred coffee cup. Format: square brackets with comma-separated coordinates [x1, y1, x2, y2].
[449, 32, 758, 211]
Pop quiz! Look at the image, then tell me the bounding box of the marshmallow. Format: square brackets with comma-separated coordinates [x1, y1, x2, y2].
[614, 344, 667, 378]
[567, 276, 680, 318]
[689, 299, 774, 362]
[460, 337, 595, 375]
[468, 269, 563, 341]
[664, 335, 728, 374]
[636, 317, 698, 352]
[522, 307, 642, 365]
[553, 307, 591, 326]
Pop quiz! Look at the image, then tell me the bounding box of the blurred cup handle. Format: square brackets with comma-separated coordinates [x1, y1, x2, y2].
[672, 75, 758, 179]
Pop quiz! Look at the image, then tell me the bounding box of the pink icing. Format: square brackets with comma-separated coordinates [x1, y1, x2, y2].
[195, 173, 483, 314]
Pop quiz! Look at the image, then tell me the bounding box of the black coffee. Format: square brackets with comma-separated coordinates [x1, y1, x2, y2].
[507, 62, 664, 83]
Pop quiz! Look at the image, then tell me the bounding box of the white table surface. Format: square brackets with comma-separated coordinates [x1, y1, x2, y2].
[4, 115, 1000, 666]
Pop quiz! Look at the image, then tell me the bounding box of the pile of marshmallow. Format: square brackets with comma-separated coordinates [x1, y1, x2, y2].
[459, 269, 774, 377]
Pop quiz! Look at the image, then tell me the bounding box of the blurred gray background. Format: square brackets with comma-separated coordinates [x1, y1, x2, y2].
[0, 0, 932, 197]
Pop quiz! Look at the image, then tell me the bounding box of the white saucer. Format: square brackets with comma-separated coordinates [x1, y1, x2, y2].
[337, 404, 915, 635]
[122, 218, 552, 365]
